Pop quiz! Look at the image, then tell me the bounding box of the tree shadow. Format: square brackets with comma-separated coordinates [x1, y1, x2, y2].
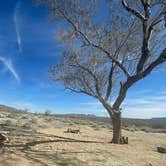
[22, 149, 89, 166]
[2, 134, 106, 165]
[5, 134, 104, 149]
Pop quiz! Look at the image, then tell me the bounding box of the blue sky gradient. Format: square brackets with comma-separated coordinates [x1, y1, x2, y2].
[0, 0, 166, 119]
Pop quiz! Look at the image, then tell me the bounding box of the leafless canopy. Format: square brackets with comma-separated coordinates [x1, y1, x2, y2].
[39, 0, 166, 115]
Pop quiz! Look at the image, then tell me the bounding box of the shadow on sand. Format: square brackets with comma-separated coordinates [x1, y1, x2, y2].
[5, 134, 104, 148]
[1, 134, 106, 166]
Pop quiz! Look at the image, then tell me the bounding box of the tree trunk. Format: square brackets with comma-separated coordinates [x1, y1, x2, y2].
[111, 112, 122, 144]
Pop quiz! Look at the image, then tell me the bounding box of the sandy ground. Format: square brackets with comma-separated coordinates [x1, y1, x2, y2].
[0, 112, 166, 166]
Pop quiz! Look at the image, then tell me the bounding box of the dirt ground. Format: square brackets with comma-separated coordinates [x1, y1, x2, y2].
[0, 111, 166, 166]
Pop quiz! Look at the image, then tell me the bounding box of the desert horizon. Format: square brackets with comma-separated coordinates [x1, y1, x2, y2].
[0, 104, 166, 166]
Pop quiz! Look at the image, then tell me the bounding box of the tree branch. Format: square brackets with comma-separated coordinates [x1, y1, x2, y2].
[137, 5, 165, 73]
[113, 48, 166, 109]
[59, 8, 130, 78]
[122, 0, 145, 20]
[79, 76, 96, 96]
[114, 20, 136, 58]
[105, 62, 115, 101]
[121, 0, 152, 74]
[66, 87, 98, 98]
[142, 48, 166, 75]
[73, 59, 102, 98]
[136, 0, 151, 73]
[151, 1, 166, 8]
[151, 10, 166, 28]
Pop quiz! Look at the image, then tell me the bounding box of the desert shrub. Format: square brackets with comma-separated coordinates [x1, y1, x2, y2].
[44, 109, 51, 116]
[38, 124, 47, 128]
[106, 125, 112, 129]
[101, 125, 107, 128]
[151, 124, 164, 129]
[71, 120, 80, 125]
[94, 127, 100, 131]
[23, 109, 30, 113]
[129, 128, 136, 132]
[140, 127, 153, 133]
[143, 128, 151, 132]
[140, 127, 166, 133]
[90, 124, 98, 128]
[22, 123, 32, 129]
[68, 122, 74, 126]
[91, 124, 100, 130]
[4, 120, 12, 126]
[155, 129, 166, 133]
[21, 116, 29, 119]
[44, 117, 55, 123]
[6, 113, 17, 118]
[0, 114, 6, 118]
[125, 125, 138, 132]
[29, 118, 38, 124]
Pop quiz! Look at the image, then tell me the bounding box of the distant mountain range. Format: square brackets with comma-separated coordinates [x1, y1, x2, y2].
[0, 104, 166, 129]
[0, 104, 21, 113]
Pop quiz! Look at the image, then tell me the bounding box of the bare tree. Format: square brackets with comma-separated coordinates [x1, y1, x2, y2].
[38, 0, 166, 144]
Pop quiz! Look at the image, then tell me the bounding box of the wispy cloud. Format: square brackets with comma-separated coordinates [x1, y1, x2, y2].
[80, 101, 107, 116]
[0, 56, 20, 82]
[123, 92, 166, 118]
[80, 91, 166, 118]
[81, 101, 101, 107]
[14, 0, 22, 54]
[6, 100, 62, 114]
[123, 93, 166, 107]
[11, 100, 40, 112]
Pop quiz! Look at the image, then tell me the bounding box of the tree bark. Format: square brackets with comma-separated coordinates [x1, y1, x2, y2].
[101, 101, 122, 144]
[111, 112, 122, 144]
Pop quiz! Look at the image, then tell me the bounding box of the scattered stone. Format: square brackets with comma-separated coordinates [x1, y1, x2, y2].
[0, 133, 9, 145]
[157, 147, 166, 153]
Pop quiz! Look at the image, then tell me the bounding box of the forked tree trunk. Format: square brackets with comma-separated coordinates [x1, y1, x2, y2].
[111, 112, 122, 144]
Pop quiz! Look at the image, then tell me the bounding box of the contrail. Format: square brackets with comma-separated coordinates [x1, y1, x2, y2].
[0, 56, 20, 82]
[14, 0, 22, 54]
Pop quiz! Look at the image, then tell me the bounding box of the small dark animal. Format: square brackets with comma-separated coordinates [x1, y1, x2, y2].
[120, 136, 128, 144]
[64, 128, 80, 134]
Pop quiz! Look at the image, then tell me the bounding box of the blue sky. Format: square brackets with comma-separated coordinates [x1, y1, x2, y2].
[0, 0, 166, 119]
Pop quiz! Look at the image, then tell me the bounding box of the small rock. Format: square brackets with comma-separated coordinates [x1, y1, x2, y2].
[0, 133, 9, 145]
[157, 147, 166, 153]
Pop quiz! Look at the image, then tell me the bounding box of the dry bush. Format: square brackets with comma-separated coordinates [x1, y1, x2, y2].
[22, 123, 32, 129]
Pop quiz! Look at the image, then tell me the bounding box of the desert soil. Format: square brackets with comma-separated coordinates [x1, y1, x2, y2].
[0, 111, 165, 166]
